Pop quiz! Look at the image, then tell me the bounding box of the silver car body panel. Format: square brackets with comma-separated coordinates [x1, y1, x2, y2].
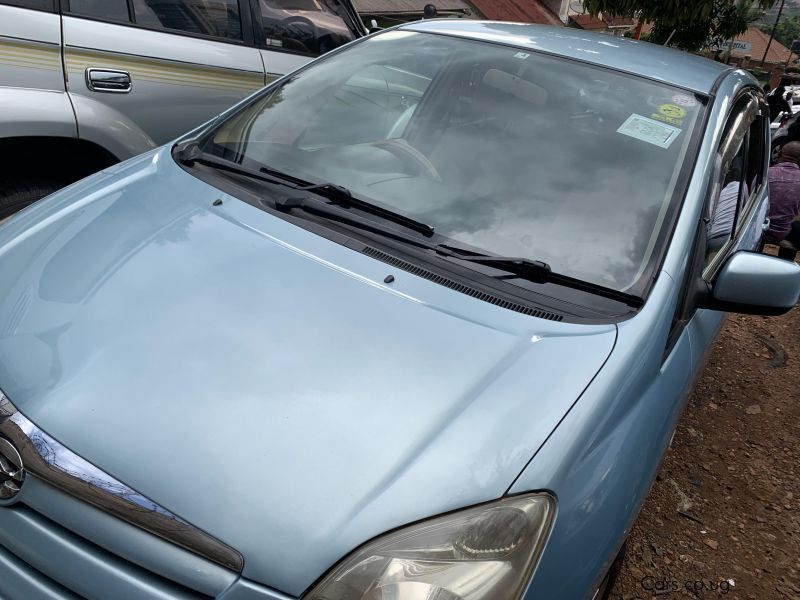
[259, 49, 309, 81]
[67, 94, 156, 161]
[0, 6, 63, 93]
[0, 87, 77, 139]
[63, 16, 266, 148]
[0, 5, 60, 46]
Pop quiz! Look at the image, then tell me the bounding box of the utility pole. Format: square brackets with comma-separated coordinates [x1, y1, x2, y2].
[762, 0, 787, 68]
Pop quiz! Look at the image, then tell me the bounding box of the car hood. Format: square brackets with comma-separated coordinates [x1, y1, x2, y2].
[0, 149, 617, 596]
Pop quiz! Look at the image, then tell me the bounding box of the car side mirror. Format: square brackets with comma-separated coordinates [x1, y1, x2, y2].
[703, 251, 800, 315]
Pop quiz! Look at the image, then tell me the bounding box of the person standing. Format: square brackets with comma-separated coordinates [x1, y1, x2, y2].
[768, 84, 792, 121]
[765, 141, 800, 248]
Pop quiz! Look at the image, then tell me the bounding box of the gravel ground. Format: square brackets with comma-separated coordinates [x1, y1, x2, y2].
[609, 302, 799, 599]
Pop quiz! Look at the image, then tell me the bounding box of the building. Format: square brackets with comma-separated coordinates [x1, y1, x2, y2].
[722, 26, 797, 69]
[568, 12, 637, 36]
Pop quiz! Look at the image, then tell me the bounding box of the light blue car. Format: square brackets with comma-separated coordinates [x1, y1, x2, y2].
[1, 20, 799, 600]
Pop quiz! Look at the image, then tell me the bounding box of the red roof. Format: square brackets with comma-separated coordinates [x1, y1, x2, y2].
[570, 14, 606, 30]
[468, 0, 561, 25]
[730, 27, 796, 64]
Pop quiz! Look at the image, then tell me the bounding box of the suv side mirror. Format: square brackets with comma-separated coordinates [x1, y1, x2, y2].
[703, 251, 800, 315]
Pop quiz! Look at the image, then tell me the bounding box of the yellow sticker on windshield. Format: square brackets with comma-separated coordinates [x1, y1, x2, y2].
[658, 104, 686, 119]
[651, 103, 686, 126]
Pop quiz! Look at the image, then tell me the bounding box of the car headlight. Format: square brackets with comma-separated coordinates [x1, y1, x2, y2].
[306, 493, 555, 600]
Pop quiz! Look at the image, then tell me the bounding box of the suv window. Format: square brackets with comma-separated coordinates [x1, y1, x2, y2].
[1, 0, 54, 10]
[133, 0, 243, 40]
[69, 0, 130, 21]
[258, 0, 357, 55]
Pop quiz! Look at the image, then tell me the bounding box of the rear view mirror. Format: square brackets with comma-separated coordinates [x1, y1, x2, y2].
[705, 251, 800, 315]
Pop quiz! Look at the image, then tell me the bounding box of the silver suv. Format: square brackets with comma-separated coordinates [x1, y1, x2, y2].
[0, 0, 365, 218]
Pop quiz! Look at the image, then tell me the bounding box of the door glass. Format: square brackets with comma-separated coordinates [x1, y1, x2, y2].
[706, 139, 746, 265]
[133, 0, 243, 40]
[258, 0, 358, 56]
[744, 117, 766, 193]
[738, 117, 766, 236]
[70, 0, 130, 21]
[705, 107, 766, 267]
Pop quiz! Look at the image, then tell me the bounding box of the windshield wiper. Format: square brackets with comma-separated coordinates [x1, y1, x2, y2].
[437, 247, 643, 308]
[176, 143, 296, 188]
[175, 143, 434, 237]
[272, 195, 442, 247]
[291, 183, 434, 237]
[176, 143, 640, 308]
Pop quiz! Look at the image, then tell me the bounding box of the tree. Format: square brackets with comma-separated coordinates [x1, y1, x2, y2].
[583, 0, 776, 51]
[761, 15, 800, 48]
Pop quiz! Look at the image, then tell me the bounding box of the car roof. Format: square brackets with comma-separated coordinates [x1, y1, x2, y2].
[400, 20, 732, 94]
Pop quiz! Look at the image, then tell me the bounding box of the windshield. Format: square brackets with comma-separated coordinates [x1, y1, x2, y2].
[200, 30, 703, 293]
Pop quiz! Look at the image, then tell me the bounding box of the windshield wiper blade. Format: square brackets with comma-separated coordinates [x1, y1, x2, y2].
[272, 195, 441, 250]
[294, 182, 435, 237]
[439, 249, 643, 308]
[175, 144, 297, 188]
[175, 143, 435, 237]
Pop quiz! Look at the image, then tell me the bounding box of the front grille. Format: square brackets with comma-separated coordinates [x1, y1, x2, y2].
[0, 505, 209, 600]
[0, 542, 79, 600]
[0, 476, 235, 600]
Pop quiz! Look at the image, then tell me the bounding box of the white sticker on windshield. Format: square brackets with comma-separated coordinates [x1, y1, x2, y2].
[672, 94, 698, 108]
[514, 52, 530, 59]
[617, 114, 681, 149]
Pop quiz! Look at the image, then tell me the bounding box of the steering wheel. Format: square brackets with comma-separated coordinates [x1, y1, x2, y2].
[371, 139, 442, 181]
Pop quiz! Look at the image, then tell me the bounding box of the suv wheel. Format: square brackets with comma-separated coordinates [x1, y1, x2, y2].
[0, 176, 60, 220]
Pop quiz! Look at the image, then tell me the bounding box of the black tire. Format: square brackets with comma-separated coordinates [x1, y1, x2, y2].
[596, 542, 627, 600]
[0, 176, 60, 220]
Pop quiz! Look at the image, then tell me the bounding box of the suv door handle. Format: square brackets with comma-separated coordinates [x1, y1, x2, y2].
[86, 68, 132, 93]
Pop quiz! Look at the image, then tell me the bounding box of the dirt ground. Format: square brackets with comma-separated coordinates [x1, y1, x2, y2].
[610, 290, 799, 598]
